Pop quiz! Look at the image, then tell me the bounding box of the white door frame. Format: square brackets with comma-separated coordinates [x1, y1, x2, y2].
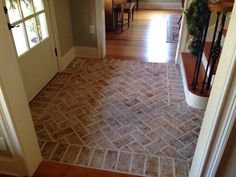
[95, 0, 106, 59]
[48, 0, 64, 71]
[0, 0, 42, 176]
[0, 82, 28, 176]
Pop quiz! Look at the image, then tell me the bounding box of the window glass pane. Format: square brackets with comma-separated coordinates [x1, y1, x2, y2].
[20, 0, 33, 17]
[33, 0, 44, 12]
[25, 18, 39, 48]
[36, 13, 48, 41]
[5, 0, 22, 23]
[11, 23, 28, 56]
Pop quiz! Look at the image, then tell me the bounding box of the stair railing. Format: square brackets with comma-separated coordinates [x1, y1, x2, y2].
[190, 1, 233, 94]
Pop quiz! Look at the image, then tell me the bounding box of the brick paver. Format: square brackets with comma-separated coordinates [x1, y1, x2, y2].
[30, 58, 204, 176]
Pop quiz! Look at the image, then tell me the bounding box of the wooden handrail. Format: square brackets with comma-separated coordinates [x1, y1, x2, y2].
[208, 1, 234, 13]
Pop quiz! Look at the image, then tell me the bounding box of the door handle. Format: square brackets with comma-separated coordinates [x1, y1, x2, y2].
[8, 23, 20, 30]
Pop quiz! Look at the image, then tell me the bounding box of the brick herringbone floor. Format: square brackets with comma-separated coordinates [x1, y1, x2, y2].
[30, 58, 204, 177]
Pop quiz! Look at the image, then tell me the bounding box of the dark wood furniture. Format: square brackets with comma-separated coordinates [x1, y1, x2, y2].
[105, 0, 137, 32]
[105, 0, 114, 31]
[122, 2, 135, 31]
[105, 0, 125, 31]
[127, 0, 139, 10]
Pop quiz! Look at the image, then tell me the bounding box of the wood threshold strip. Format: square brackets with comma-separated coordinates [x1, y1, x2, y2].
[1, 161, 142, 177]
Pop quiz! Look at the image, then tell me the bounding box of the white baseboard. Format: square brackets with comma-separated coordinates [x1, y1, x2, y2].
[180, 56, 208, 109]
[59, 46, 101, 71]
[140, 2, 182, 10]
[60, 47, 76, 71]
[0, 156, 19, 176]
[74, 47, 99, 58]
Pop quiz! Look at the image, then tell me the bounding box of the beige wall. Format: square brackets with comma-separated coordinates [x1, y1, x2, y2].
[139, 0, 182, 9]
[209, 13, 217, 27]
[53, 0, 74, 56]
[0, 120, 11, 157]
[216, 112, 236, 177]
[70, 0, 98, 47]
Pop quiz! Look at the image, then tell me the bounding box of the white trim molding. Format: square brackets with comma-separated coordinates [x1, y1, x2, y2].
[60, 47, 76, 71]
[205, 76, 236, 177]
[95, 0, 106, 59]
[179, 58, 208, 109]
[48, 0, 62, 71]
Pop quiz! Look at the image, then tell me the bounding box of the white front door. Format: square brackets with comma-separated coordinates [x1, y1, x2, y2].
[3, 0, 58, 102]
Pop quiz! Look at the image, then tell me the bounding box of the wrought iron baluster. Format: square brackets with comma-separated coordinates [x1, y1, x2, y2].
[191, 12, 211, 91]
[201, 12, 221, 93]
[206, 13, 226, 90]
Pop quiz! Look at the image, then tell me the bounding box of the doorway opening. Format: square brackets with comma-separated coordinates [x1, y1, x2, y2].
[104, 0, 182, 63]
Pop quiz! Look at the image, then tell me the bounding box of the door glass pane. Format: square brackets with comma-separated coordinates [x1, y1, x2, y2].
[36, 13, 48, 41]
[25, 18, 39, 48]
[33, 0, 44, 12]
[20, 0, 33, 17]
[5, 0, 22, 23]
[11, 23, 28, 56]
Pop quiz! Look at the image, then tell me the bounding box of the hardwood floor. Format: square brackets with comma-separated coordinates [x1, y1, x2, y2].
[106, 10, 181, 63]
[0, 161, 141, 177]
[0, 175, 12, 177]
[34, 161, 141, 177]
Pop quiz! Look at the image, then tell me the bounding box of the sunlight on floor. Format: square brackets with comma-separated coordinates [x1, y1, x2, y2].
[146, 15, 170, 63]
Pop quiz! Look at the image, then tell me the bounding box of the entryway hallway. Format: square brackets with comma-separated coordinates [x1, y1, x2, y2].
[30, 56, 204, 176]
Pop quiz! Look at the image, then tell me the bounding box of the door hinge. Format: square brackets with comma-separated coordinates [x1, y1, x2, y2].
[3, 6, 8, 14]
[54, 48, 58, 57]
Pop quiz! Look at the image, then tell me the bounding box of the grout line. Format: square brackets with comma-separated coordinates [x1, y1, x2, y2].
[187, 160, 191, 176]
[74, 146, 82, 164]
[39, 140, 47, 151]
[158, 156, 161, 177]
[60, 145, 70, 163]
[48, 142, 59, 160]
[129, 152, 134, 173]
[115, 151, 120, 171]
[101, 149, 107, 169]
[88, 146, 95, 166]
[173, 158, 176, 177]
[143, 155, 147, 176]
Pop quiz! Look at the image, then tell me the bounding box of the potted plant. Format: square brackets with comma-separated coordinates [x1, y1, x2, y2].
[185, 0, 210, 56]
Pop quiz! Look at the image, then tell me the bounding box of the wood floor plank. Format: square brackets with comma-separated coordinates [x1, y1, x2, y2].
[0, 161, 141, 177]
[34, 161, 142, 177]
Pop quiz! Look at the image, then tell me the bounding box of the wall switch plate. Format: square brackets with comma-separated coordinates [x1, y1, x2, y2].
[89, 25, 95, 34]
[0, 137, 7, 151]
